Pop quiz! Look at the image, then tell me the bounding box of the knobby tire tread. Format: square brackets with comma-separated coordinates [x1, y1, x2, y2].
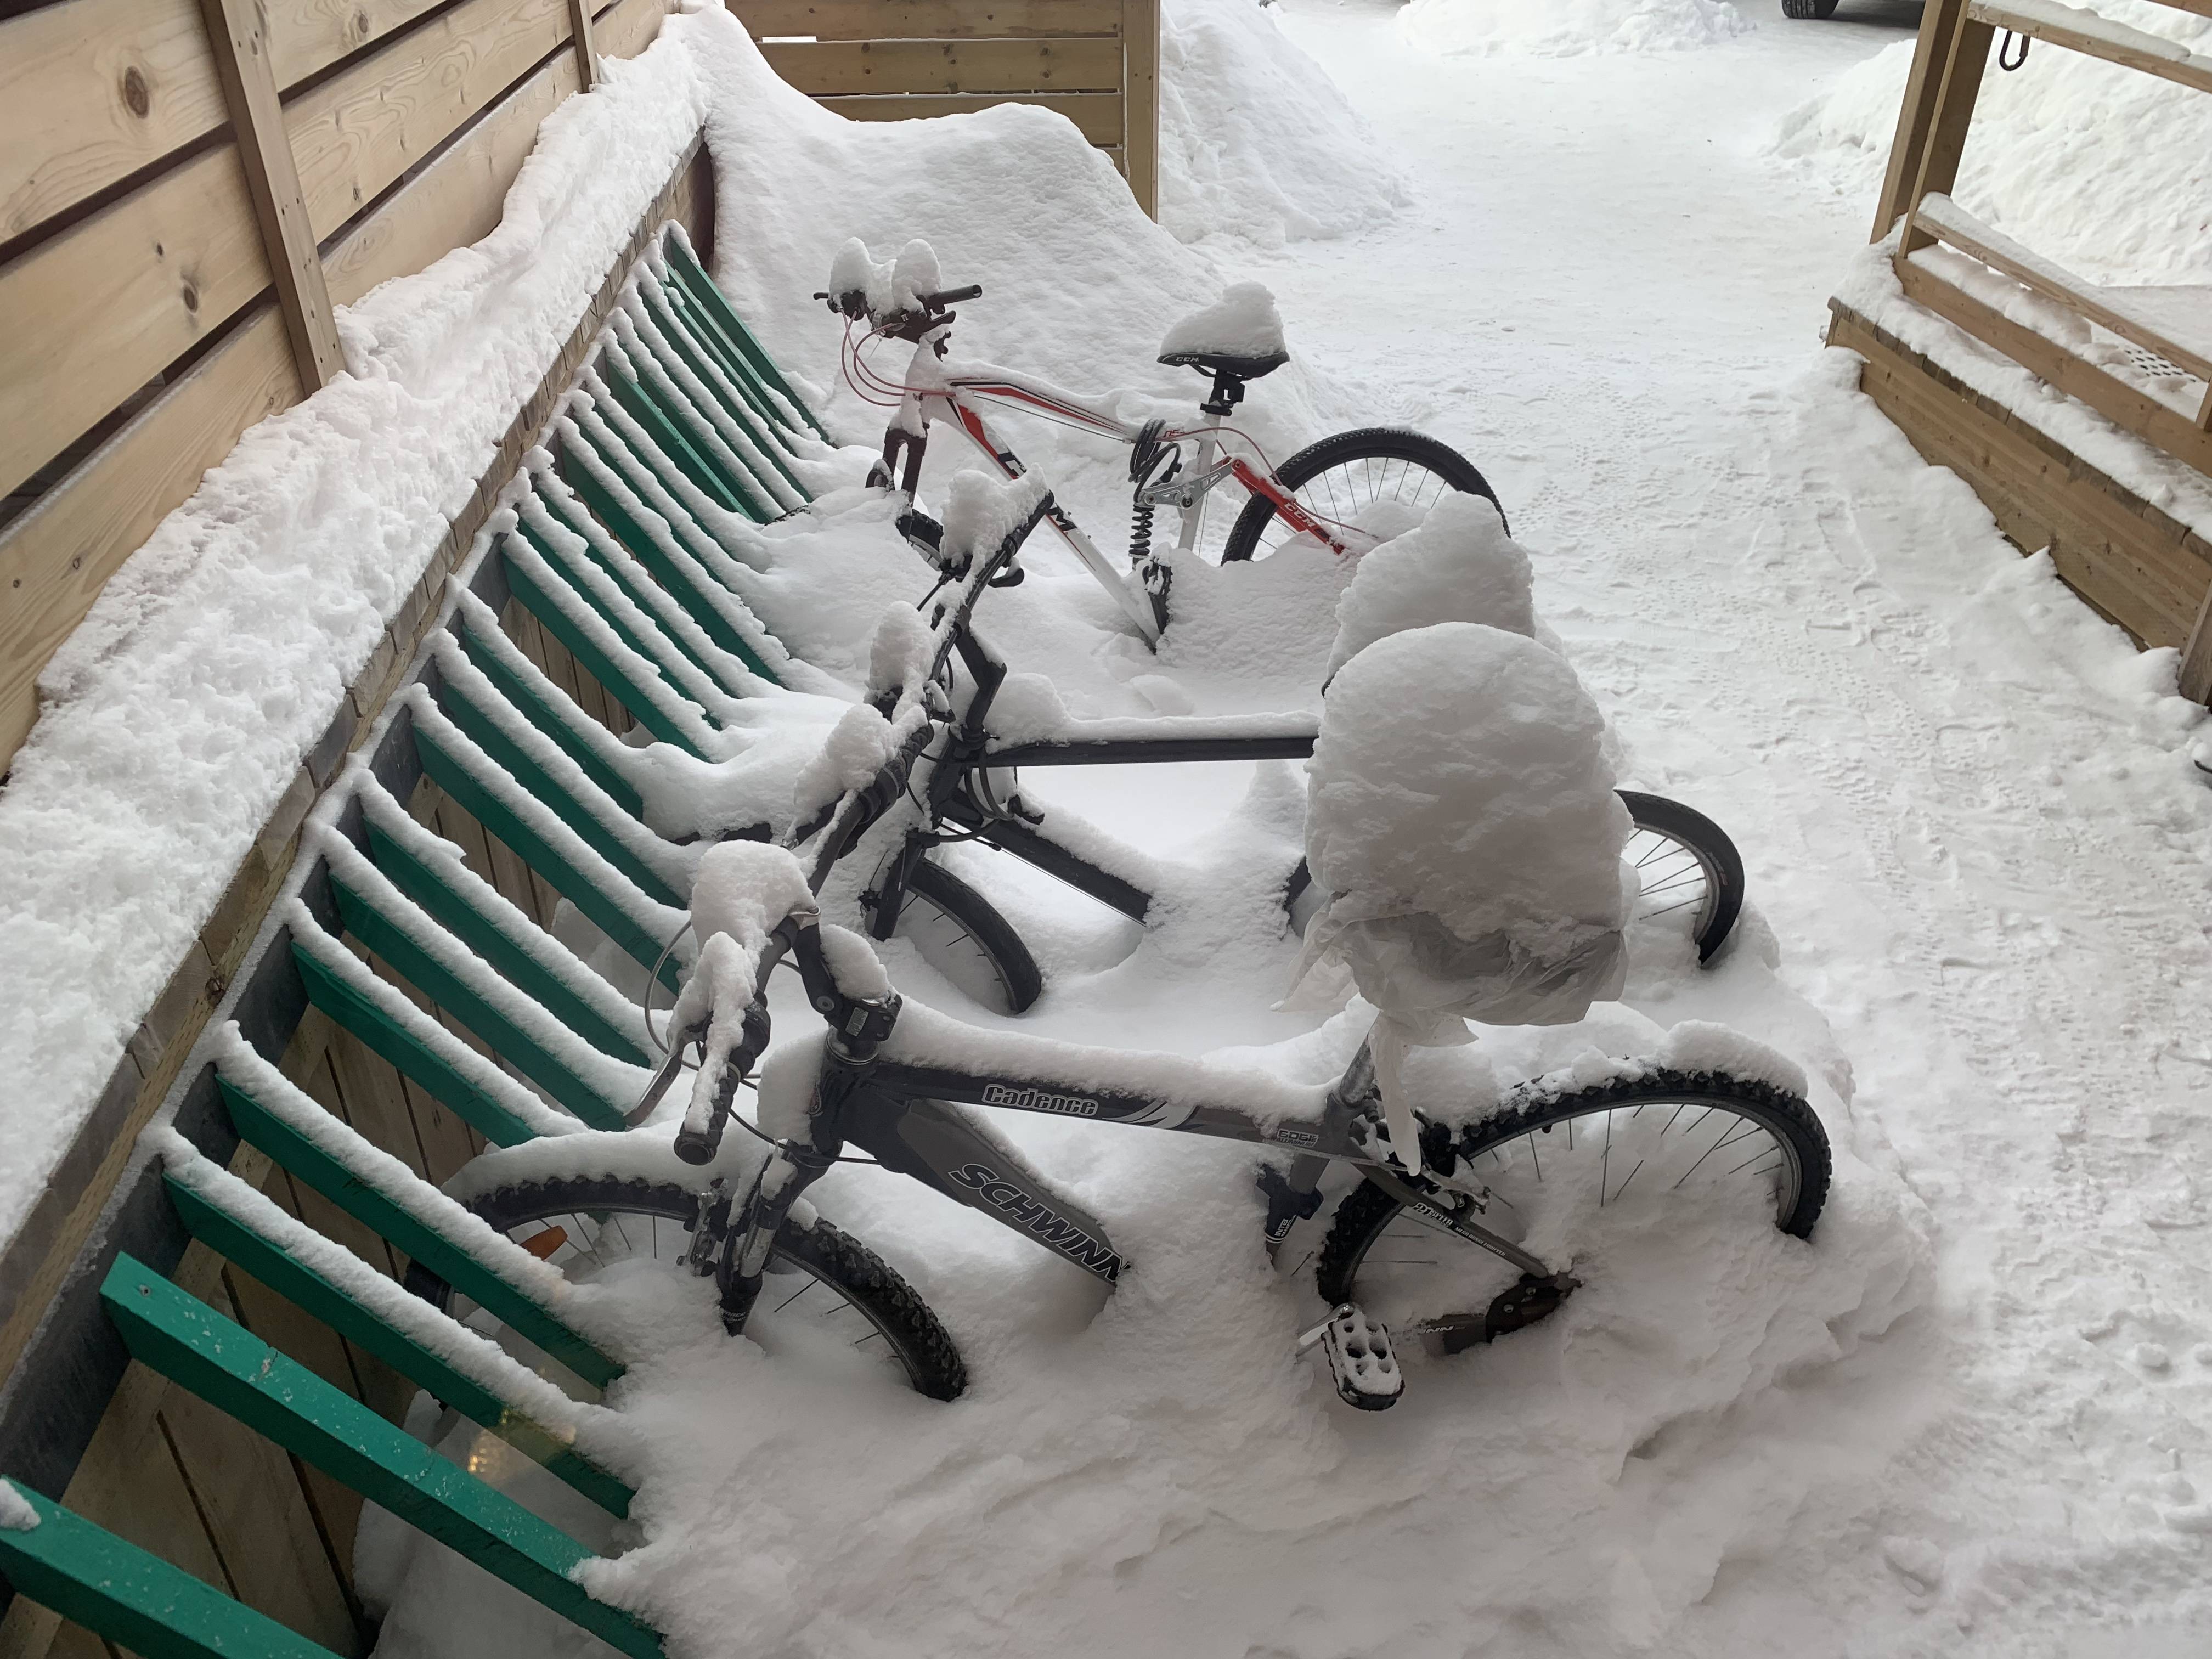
[404, 1173, 969, 1400]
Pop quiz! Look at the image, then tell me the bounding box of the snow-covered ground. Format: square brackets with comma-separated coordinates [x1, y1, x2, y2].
[352, 3, 2212, 1657]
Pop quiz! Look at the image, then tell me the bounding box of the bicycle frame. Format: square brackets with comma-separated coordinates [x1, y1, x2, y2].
[707, 916, 1552, 1335]
[876, 336, 1359, 644]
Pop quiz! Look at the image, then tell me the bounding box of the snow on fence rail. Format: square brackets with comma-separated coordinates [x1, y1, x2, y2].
[1837, 0, 2212, 697]
[0, 0, 687, 774]
[727, 0, 1161, 216]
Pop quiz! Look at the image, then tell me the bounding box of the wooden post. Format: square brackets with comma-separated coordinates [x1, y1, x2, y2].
[1897, 7, 1995, 256]
[2183, 583, 2212, 704]
[1871, 0, 1972, 240]
[1121, 0, 1160, 220]
[567, 0, 601, 91]
[195, 0, 347, 391]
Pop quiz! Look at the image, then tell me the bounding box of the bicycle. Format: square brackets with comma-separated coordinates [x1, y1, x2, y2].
[410, 486, 1831, 1411]
[818, 238, 1505, 644]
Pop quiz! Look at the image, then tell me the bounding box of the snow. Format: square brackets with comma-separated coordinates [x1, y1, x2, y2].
[12, 0, 2212, 1654]
[937, 470, 1050, 571]
[1157, 0, 1409, 248]
[0, 1480, 37, 1532]
[1156, 280, 1289, 363]
[1770, 2, 2212, 289]
[1402, 0, 1753, 59]
[1322, 489, 1536, 680]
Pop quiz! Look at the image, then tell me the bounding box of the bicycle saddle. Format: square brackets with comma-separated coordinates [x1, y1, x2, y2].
[1157, 281, 1289, 381]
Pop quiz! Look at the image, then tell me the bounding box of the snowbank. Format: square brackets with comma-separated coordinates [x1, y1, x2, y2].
[1159, 0, 1409, 246]
[1402, 0, 1752, 59]
[1770, 2, 2212, 287]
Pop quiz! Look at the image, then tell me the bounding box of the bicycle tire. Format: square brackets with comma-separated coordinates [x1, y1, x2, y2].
[1315, 1068, 1831, 1344]
[1279, 790, 1744, 962]
[404, 1174, 968, 1400]
[1613, 791, 1744, 963]
[1221, 427, 1506, 562]
[1781, 0, 1839, 18]
[887, 858, 1044, 1015]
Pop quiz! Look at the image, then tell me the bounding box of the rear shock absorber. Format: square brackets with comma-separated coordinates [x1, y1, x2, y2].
[1127, 419, 1181, 567]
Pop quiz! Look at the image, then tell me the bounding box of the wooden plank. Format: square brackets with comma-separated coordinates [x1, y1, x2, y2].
[736, 0, 1121, 38]
[197, 0, 348, 389]
[1119, 0, 1158, 218]
[1969, 0, 2212, 95]
[2183, 582, 2212, 702]
[286, 0, 581, 245]
[1899, 12, 1994, 256]
[1897, 258, 2212, 487]
[568, 0, 602, 87]
[0, 145, 271, 507]
[761, 36, 1124, 94]
[0, 304, 298, 769]
[263, 0, 450, 89]
[594, 0, 677, 61]
[815, 89, 1121, 141]
[1871, 0, 1972, 240]
[0, 0, 225, 244]
[1914, 196, 2212, 382]
[99, 1257, 659, 1658]
[0, 1486, 343, 1659]
[1832, 300, 2212, 654]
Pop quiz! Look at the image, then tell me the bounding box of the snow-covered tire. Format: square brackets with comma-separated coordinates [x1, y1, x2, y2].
[404, 1175, 968, 1400]
[893, 859, 1043, 1015]
[1221, 427, 1506, 562]
[1781, 0, 1839, 17]
[1316, 1069, 1832, 1331]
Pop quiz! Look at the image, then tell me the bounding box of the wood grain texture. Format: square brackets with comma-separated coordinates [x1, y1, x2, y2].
[1119, 0, 1157, 217]
[761, 36, 1124, 93]
[736, 0, 1121, 37]
[286, 0, 580, 243]
[1871, 0, 1972, 241]
[815, 89, 1120, 140]
[0, 304, 300, 768]
[0, 143, 271, 505]
[198, 0, 348, 388]
[264, 0, 453, 89]
[1831, 299, 2212, 662]
[0, 0, 224, 244]
[1898, 12, 1993, 256]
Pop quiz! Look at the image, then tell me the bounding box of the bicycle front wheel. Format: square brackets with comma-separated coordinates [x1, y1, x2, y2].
[405, 1173, 968, 1400]
[1222, 427, 1505, 562]
[1314, 1069, 1831, 1352]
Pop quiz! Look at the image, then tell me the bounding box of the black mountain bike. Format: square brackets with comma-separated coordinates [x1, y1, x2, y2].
[414, 489, 1830, 1411]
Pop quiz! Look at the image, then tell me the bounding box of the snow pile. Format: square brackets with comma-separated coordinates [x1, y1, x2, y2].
[1323, 490, 1534, 680]
[1158, 0, 1409, 247]
[1158, 280, 1288, 363]
[0, 1480, 37, 1532]
[1402, 0, 1752, 59]
[938, 469, 1051, 569]
[1771, 2, 2212, 286]
[1297, 621, 1633, 1154]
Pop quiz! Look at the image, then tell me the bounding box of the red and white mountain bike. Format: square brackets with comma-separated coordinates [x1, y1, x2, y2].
[820, 239, 1502, 641]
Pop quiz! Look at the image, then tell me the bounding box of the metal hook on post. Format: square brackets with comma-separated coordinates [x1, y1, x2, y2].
[1997, 29, 2030, 70]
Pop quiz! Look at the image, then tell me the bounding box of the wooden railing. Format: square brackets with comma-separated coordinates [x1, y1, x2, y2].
[0, 0, 685, 774]
[1870, 0, 2212, 692]
[729, 0, 1162, 216]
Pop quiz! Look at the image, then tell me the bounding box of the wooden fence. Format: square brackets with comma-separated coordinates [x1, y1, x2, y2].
[729, 0, 1162, 216]
[1840, 0, 2212, 699]
[0, 0, 688, 777]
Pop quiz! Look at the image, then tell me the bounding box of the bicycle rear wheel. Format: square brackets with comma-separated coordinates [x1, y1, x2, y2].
[1280, 790, 1743, 961]
[1222, 428, 1505, 562]
[1316, 1069, 1830, 1352]
[404, 1173, 967, 1400]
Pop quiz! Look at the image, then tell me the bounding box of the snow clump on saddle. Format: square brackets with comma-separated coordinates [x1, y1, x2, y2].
[1323, 490, 1536, 681]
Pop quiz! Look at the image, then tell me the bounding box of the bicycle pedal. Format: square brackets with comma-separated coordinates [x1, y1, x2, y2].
[1297, 1302, 1403, 1411]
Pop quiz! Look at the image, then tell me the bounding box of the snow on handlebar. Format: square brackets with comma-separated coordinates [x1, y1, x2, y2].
[821, 235, 978, 326]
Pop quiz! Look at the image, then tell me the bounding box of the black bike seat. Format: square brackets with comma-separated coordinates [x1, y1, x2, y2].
[1155, 347, 1290, 382]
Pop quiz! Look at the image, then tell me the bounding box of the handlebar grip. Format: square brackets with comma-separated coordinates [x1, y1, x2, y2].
[673, 1120, 720, 1166]
[670, 998, 775, 1165]
[921, 284, 982, 309]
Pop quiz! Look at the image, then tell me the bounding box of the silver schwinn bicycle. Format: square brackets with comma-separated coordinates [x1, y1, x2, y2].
[411, 486, 1831, 1413]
